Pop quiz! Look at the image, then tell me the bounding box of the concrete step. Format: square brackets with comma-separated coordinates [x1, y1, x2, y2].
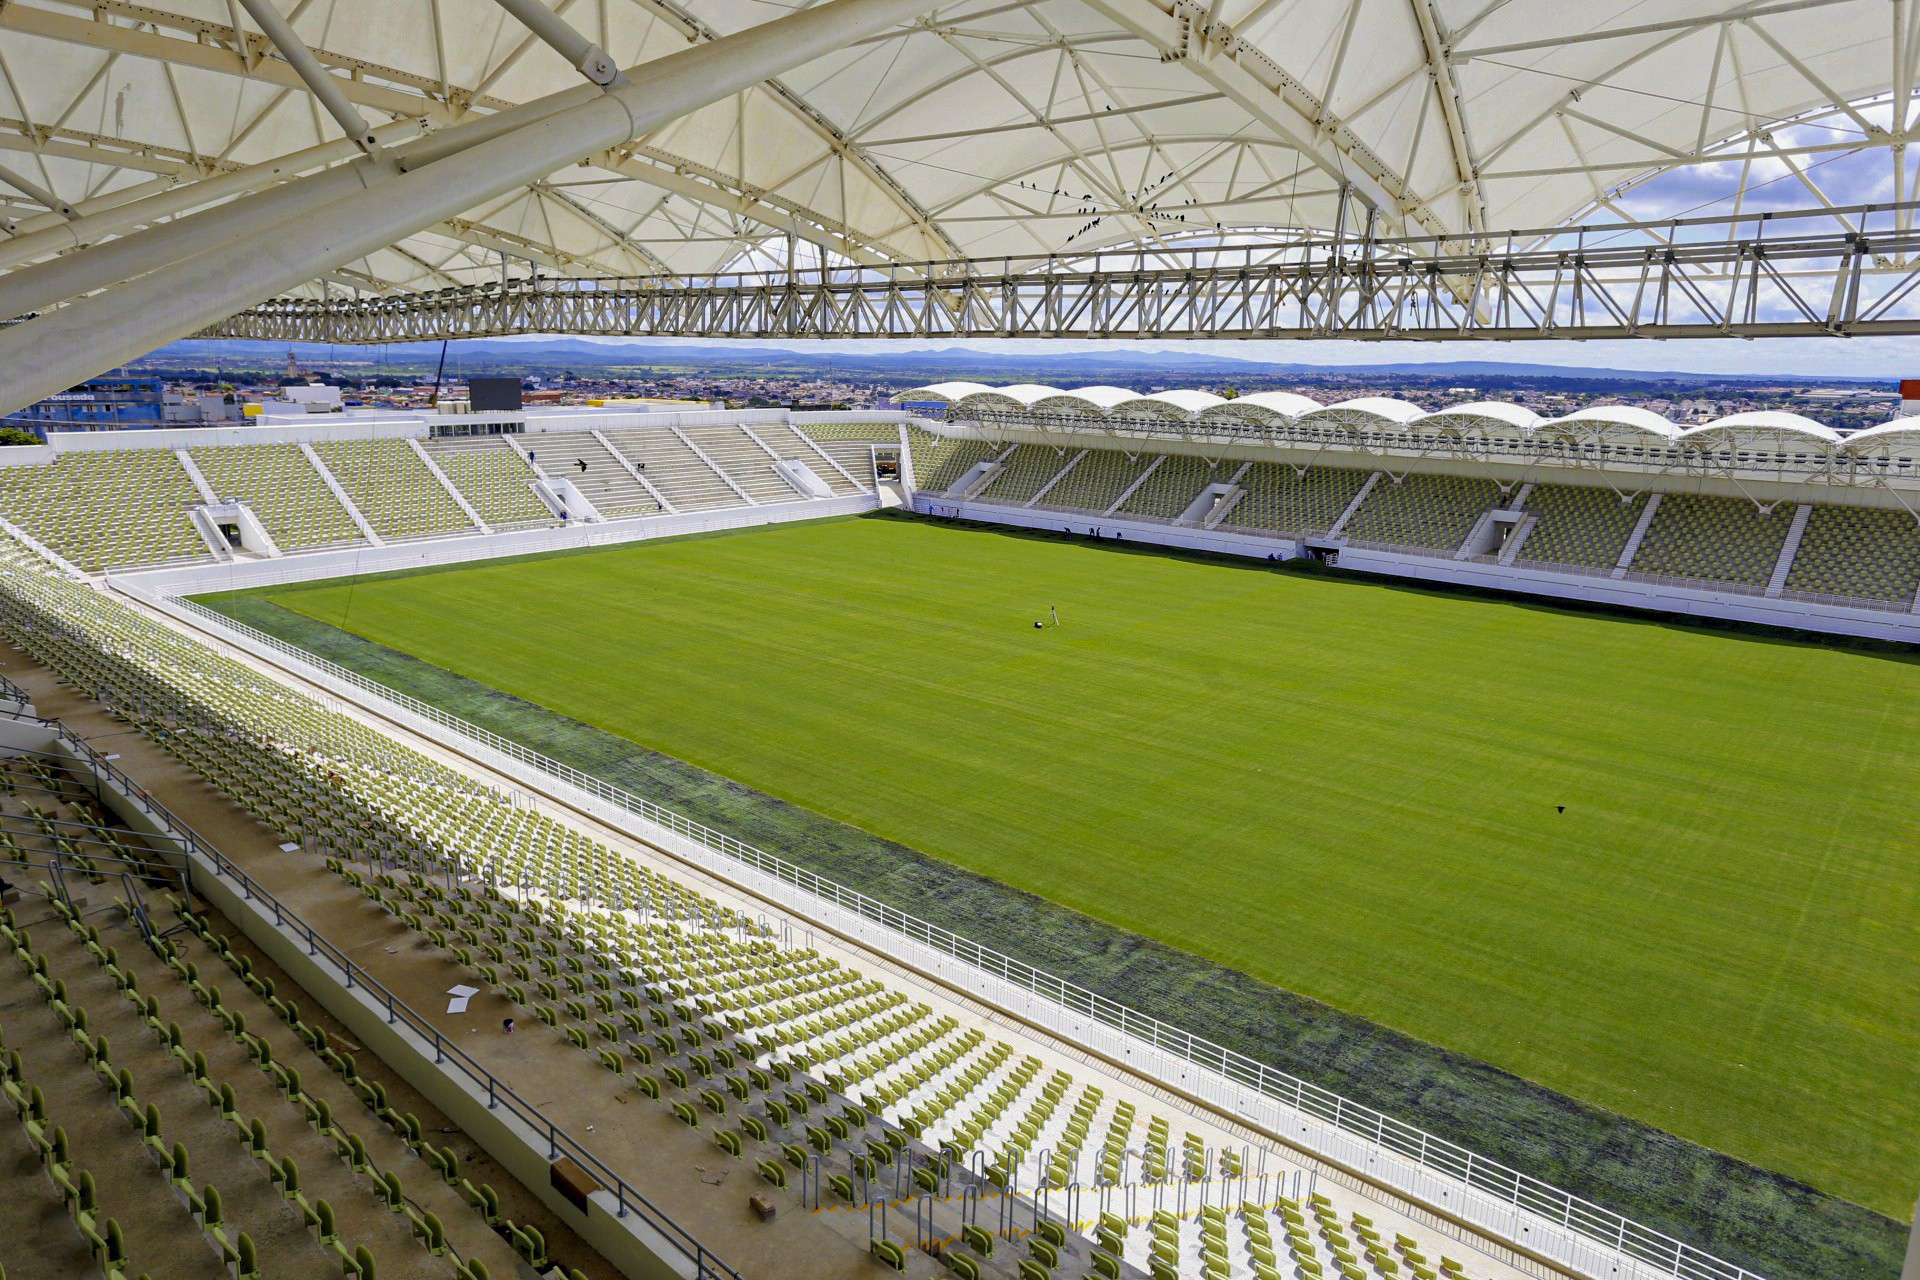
[599, 429, 742, 510]
[29, 912, 354, 1277]
[1, 909, 232, 1280]
[127, 900, 525, 1280]
[0, 1086, 100, 1280]
[684, 427, 802, 504]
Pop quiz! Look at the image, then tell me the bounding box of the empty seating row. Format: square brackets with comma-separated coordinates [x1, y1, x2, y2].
[310, 439, 473, 542]
[6, 879, 543, 1280]
[679, 425, 803, 504]
[0, 450, 207, 570]
[1342, 474, 1499, 552]
[807, 440, 880, 491]
[419, 437, 557, 529]
[755, 422, 872, 494]
[975, 445, 1078, 506]
[0, 751, 170, 888]
[1217, 464, 1370, 538]
[1118, 456, 1224, 521]
[918, 438, 1001, 494]
[796, 422, 902, 443]
[190, 444, 364, 549]
[1627, 493, 1793, 586]
[2, 1002, 145, 1278]
[794, 419, 917, 488]
[1032, 448, 1154, 514]
[517, 431, 661, 517]
[1510, 485, 1644, 570]
[597, 427, 741, 511]
[1782, 504, 1920, 604]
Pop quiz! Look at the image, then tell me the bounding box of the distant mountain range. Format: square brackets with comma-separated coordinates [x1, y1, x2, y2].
[139, 337, 1886, 386]
[151, 338, 1294, 372]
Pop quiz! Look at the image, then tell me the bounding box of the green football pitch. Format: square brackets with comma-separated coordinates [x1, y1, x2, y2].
[230, 514, 1920, 1215]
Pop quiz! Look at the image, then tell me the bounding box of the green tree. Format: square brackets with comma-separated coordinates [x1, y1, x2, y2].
[0, 427, 42, 447]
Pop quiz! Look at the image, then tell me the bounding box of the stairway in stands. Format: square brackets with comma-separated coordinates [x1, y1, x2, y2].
[520, 432, 663, 518]
[680, 426, 804, 504]
[598, 426, 744, 510]
[757, 423, 872, 495]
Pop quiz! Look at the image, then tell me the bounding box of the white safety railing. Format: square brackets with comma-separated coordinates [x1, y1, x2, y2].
[128, 584, 1762, 1280]
[47, 715, 743, 1280]
[113, 492, 879, 597]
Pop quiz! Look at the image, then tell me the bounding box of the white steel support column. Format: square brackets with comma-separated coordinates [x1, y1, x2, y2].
[0, 124, 423, 275]
[0, 98, 581, 318]
[491, 0, 625, 85]
[0, 160, 77, 222]
[233, 0, 381, 153]
[0, 0, 936, 415]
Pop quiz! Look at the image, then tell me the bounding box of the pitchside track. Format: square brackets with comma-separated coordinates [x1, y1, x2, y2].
[210, 513, 1920, 1217]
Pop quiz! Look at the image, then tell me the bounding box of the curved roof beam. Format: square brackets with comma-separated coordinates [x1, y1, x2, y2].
[0, 0, 943, 272]
[909, 136, 1328, 229]
[1197, 390, 1320, 420]
[604, 0, 954, 255]
[1460, 0, 1882, 235]
[1843, 420, 1920, 452]
[1080, 0, 1447, 238]
[1405, 0, 1483, 234]
[0, 117, 596, 281]
[1299, 396, 1427, 428]
[1680, 411, 1841, 447]
[1414, 402, 1541, 433]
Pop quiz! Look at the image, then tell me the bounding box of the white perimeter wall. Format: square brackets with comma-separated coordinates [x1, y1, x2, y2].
[0, 408, 925, 471]
[918, 494, 1920, 644]
[115, 492, 880, 596]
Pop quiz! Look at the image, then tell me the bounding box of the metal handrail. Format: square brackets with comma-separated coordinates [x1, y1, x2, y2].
[148, 589, 1761, 1280]
[46, 715, 744, 1280]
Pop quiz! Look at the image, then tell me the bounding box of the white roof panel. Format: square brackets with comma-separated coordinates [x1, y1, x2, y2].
[0, 0, 1901, 295]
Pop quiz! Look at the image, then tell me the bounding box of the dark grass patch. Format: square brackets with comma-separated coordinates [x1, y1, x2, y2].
[200, 583, 1907, 1280]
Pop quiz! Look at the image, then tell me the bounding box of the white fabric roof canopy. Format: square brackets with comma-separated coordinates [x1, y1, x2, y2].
[0, 0, 1907, 296]
[908, 383, 1919, 442]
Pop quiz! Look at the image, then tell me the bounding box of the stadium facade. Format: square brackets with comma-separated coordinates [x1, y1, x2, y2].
[7, 398, 1920, 643]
